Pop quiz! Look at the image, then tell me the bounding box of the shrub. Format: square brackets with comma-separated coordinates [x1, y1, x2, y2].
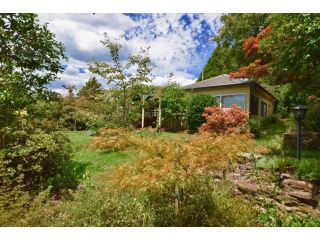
[259, 115, 278, 128]
[17, 176, 258, 227]
[276, 111, 289, 119]
[200, 105, 249, 134]
[186, 94, 217, 133]
[110, 132, 264, 191]
[90, 128, 135, 151]
[249, 118, 262, 138]
[305, 95, 320, 131]
[293, 159, 320, 181]
[144, 175, 258, 226]
[19, 188, 154, 227]
[1, 128, 72, 191]
[161, 82, 187, 131]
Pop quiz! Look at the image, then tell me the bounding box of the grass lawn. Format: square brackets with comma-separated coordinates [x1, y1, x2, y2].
[62, 131, 137, 185]
[254, 118, 320, 180]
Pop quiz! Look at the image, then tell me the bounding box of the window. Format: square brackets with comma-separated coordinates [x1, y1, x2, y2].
[215, 96, 221, 106]
[250, 95, 259, 115]
[221, 94, 245, 109]
[260, 100, 267, 117]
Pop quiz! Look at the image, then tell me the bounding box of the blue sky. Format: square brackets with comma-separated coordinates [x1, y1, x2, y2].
[39, 13, 221, 95]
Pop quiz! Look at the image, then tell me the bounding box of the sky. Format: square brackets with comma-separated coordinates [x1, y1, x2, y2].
[38, 13, 222, 95]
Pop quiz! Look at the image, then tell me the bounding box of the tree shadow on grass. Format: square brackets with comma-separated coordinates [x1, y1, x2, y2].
[48, 159, 90, 194]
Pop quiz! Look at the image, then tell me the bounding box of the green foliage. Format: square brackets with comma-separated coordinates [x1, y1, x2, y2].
[260, 115, 278, 128]
[0, 14, 66, 128]
[248, 118, 262, 138]
[199, 14, 270, 81]
[259, 205, 320, 226]
[261, 14, 320, 91]
[199, 45, 240, 80]
[145, 175, 257, 227]
[19, 188, 154, 227]
[293, 158, 320, 181]
[305, 96, 320, 131]
[161, 82, 187, 131]
[186, 94, 217, 132]
[89, 33, 153, 127]
[249, 115, 281, 138]
[78, 77, 102, 98]
[1, 128, 72, 191]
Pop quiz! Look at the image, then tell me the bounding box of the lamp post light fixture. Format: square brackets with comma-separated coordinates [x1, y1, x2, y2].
[292, 105, 308, 160]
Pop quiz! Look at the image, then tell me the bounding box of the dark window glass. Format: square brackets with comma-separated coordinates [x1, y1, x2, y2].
[250, 95, 259, 115]
[261, 100, 268, 117]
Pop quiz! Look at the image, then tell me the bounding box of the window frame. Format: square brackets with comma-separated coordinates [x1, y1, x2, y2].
[213, 93, 246, 110]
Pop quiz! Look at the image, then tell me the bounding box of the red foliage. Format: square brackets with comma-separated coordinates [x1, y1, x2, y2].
[229, 59, 271, 80]
[229, 26, 272, 79]
[200, 105, 249, 134]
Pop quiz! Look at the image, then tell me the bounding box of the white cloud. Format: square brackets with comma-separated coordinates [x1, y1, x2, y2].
[38, 13, 220, 94]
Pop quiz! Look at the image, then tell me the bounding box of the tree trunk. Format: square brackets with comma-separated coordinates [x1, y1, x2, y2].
[141, 96, 145, 128]
[123, 87, 127, 128]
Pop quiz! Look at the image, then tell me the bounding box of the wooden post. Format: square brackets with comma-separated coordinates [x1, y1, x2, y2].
[158, 97, 162, 129]
[141, 96, 145, 128]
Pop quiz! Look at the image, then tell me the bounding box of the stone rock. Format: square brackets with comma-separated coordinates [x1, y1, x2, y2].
[283, 131, 320, 150]
[282, 179, 314, 192]
[261, 184, 275, 195]
[282, 191, 318, 208]
[236, 181, 259, 195]
[280, 173, 295, 180]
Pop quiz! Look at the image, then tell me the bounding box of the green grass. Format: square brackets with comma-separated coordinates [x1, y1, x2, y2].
[61, 131, 137, 185]
[254, 118, 320, 180]
[256, 119, 293, 147]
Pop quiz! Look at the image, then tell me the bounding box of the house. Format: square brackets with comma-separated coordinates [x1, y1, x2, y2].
[183, 74, 278, 117]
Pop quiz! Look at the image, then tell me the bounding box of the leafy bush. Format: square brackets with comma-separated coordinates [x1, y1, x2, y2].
[276, 111, 289, 119]
[293, 158, 320, 181]
[19, 188, 154, 227]
[259, 115, 278, 128]
[200, 105, 249, 134]
[110, 132, 262, 190]
[1, 128, 72, 191]
[248, 118, 262, 138]
[16, 176, 258, 227]
[186, 94, 217, 133]
[161, 82, 187, 131]
[305, 95, 320, 131]
[144, 175, 258, 226]
[90, 128, 136, 151]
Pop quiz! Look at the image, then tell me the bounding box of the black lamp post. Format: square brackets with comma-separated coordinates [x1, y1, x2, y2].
[292, 105, 308, 160]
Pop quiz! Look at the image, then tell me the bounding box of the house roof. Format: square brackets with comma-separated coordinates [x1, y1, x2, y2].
[183, 74, 252, 89]
[183, 74, 278, 101]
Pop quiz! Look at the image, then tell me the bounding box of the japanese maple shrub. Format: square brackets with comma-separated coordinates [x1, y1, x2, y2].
[200, 105, 249, 134]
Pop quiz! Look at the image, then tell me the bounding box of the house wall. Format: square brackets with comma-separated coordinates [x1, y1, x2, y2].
[250, 84, 276, 117]
[186, 83, 277, 117]
[186, 84, 251, 111]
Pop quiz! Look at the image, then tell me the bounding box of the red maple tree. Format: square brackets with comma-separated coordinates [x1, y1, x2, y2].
[229, 26, 272, 79]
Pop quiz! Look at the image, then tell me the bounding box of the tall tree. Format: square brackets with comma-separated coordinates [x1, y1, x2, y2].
[230, 14, 320, 104]
[161, 82, 186, 131]
[198, 14, 269, 81]
[0, 14, 66, 128]
[78, 77, 103, 98]
[261, 14, 320, 91]
[89, 33, 153, 127]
